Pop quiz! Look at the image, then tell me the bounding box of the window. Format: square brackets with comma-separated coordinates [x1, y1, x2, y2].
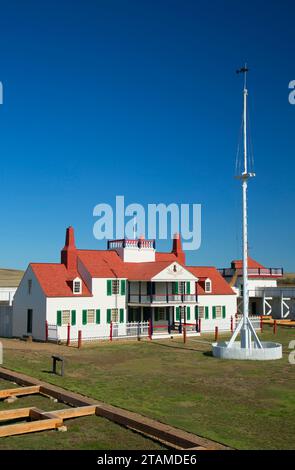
[178, 282, 185, 294]
[112, 280, 120, 294]
[73, 280, 81, 294]
[198, 306, 205, 318]
[205, 279, 212, 293]
[61, 310, 71, 325]
[215, 306, 222, 318]
[27, 309, 33, 333]
[158, 308, 166, 321]
[28, 280, 32, 295]
[111, 308, 119, 322]
[86, 309, 95, 324]
[180, 306, 185, 320]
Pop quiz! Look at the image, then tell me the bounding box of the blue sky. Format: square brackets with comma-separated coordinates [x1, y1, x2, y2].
[0, 0, 294, 270]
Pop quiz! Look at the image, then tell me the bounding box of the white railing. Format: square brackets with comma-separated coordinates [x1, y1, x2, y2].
[48, 321, 150, 343]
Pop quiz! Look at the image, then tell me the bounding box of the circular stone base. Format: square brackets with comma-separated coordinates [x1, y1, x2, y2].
[212, 341, 282, 360]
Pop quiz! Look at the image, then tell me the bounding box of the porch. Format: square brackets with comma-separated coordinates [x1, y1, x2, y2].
[128, 305, 198, 336]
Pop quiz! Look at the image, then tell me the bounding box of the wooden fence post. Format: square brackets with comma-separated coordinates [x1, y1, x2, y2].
[67, 323, 70, 346]
[230, 316, 233, 333]
[273, 319, 277, 335]
[215, 326, 218, 342]
[78, 330, 82, 348]
[198, 318, 201, 334]
[260, 316, 263, 333]
[110, 321, 113, 342]
[183, 325, 186, 344]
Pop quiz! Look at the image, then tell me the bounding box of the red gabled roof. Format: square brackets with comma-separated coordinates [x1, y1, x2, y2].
[122, 261, 183, 281]
[30, 263, 92, 298]
[155, 252, 178, 262]
[187, 266, 235, 295]
[77, 250, 126, 278]
[78, 250, 190, 281]
[231, 257, 265, 269]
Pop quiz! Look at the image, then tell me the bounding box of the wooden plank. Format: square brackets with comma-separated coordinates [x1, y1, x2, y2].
[29, 408, 45, 420]
[95, 404, 230, 450]
[0, 385, 40, 399]
[53, 405, 97, 420]
[0, 418, 63, 438]
[0, 407, 31, 422]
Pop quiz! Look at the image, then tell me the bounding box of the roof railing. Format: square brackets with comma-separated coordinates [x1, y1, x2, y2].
[108, 239, 156, 250]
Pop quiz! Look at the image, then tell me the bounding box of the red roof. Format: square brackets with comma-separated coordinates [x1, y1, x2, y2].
[77, 250, 126, 278]
[187, 267, 235, 295]
[231, 257, 265, 269]
[30, 263, 92, 298]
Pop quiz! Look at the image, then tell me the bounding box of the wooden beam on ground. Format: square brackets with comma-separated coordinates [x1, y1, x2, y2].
[0, 418, 63, 438]
[0, 407, 32, 422]
[52, 405, 97, 420]
[95, 404, 230, 450]
[0, 385, 40, 399]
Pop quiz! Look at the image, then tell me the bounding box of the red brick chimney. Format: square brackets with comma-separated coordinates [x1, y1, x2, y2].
[61, 226, 77, 271]
[172, 233, 185, 265]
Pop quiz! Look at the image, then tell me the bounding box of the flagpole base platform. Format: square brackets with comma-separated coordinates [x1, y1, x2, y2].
[212, 341, 282, 360]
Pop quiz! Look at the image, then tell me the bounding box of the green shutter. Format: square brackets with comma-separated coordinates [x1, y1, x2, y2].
[222, 306, 226, 319]
[186, 282, 191, 294]
[119, 308, 124, 323]
[57, 310, 62, 326]
[155, 309, 159, 321]
[195, 306, 199, 320]
[205, 306, 209, 319]
[120, 280, 126, 295]
[71, 310, 76, 326]
[187, 306, 191, 321]
[176, 307, 180, 321]
[212, 306, 216, 319]
[96, 309, 100, 324]
[172, 282, 179, 295]
[107, 279, 112, 296]
[82, 310, 87, 325]
[107, 309, 111, 324]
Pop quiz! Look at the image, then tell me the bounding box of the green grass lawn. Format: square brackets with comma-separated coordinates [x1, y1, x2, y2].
[0, 379, 164, 450]
[0, 326, 295, 450]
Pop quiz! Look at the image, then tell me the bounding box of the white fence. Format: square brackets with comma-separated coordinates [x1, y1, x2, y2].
[47, 321, 150, 344]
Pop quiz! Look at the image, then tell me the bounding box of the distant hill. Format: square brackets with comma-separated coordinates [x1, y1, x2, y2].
[0, 268, 24, 287]
[278, 273, 295, 286]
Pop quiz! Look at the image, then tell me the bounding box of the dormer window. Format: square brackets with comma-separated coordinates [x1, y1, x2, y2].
[73, 277, 82, 294]
[205, 279, 212, 293]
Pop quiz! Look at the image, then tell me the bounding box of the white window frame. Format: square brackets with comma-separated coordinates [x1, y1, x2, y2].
[198, 306, 205, 318]
[112, 280, 120, 295]
[215, 306, 222, 318]
[205, 278, 212, 293]
[61, 310, 71, 325]
[111, 308, 119, 322]
[73, 279, 82, 294]
[86, 309, 95, 324]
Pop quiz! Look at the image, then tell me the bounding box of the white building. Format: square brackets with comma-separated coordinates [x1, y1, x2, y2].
[0, 269, 23, 337]
[12, 227, 237, 341]
[219, 257, 295, 319]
